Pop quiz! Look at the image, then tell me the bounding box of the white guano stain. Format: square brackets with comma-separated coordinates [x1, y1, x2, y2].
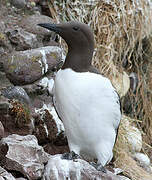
[35, 103, 64, 136]
[40, 49, 48, 75]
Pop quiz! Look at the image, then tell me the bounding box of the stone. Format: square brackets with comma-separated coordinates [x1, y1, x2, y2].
[0, 96, 33, 136]
[0, 134, 50, 180]
[34, 104, 65, 145]
[3, 46, 63, 85]
[6, 28, 41, 51]
[0, 72, 12, 88]
[1, 86, 31, 105]
[0, 95, 10, 115]
[43, 154, 120, 180]
[0, 166, 16, 180]
[10, 0, 26, 9]
[20, 14, 56, 39]
[0, 121, 4, 140]
[0, 21, 6, 33]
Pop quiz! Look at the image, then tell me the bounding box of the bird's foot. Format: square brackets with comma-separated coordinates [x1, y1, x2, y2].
[90, 162, 107, 173]
[61, 151, 81, 160]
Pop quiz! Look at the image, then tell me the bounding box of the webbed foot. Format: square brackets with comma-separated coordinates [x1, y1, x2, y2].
[61, 151, 81, 160]
[90, 162, 107, 173]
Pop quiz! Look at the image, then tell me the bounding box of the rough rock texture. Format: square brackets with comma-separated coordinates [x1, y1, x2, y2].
[10, 0, 26, 9]
[43, 154, 120, 180]
[0, 121, 4, 140]
[20, 14, 56, 39]
[1, 86, 31, 105]
[4, 46, 63, 85]
[7, 28, 41, 51]
[0, 134, 50, 180]
[34, 104, 66, 145]
[0, 166, 16, 180]
[0, 72, 12, 88]
[0, 94, 33, 137]
[0, 95, 10, 115]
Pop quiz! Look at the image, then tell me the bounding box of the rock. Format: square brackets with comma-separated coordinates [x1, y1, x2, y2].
[0, 21, 6, 33]
[0, 166, 16, 180]
[6, 28, 41, 51]
[34, 104, 65, 145]
[0, 95, 10, 115]
[0, 121, 4, 140]
[1, 86, 30, 105]
[4, 46, 63, 85]
[10, 0, 26, 9]
[20, 14, 56, 39]
[0, 134, 50, 180]
[0, 72, 12, 87]
[43, 154, 120, 180]
[0, 96, 33, 136]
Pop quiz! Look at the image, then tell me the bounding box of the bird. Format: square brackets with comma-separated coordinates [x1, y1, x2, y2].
[38, 21, 121, 171]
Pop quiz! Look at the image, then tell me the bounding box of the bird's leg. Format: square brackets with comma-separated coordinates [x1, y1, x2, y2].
[90, 162, 107, 173]
[61, 151, 81, 160]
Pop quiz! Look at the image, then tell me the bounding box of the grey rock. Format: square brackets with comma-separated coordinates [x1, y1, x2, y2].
[0, 96, 10, 115]
[0, 21, 6, 33]
[7, 28, 41, 51]
[20, 14, 56, 39]
[0, 121, 4, 140]
[1, 86, 30, 105]
[0, 166, 16, 180]
[0, 134, 50, 180]
[43, 154, 120, 180]
[10, 0, 26, 9]
[3, 46, 63, 85]
[0, 72, 12, 88]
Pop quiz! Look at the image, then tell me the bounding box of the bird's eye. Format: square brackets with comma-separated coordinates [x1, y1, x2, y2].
[73, 26, 80, 31]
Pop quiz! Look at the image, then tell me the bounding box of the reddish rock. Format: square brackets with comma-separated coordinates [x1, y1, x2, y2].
[0, 96, 33, 137]
[0, 134, 49, 180]
[33, 105, 66, 146]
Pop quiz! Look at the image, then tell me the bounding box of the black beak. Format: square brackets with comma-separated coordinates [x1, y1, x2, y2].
[37, 23, 61, 33]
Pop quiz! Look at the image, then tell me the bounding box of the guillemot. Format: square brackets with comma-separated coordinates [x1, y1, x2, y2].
[38, 21, 121, 171]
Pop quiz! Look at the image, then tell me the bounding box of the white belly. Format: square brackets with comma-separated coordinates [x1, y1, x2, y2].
[53, 68, 121, 166]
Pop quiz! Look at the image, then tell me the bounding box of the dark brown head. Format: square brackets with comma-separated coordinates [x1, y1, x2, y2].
[38, 21, 95, 72]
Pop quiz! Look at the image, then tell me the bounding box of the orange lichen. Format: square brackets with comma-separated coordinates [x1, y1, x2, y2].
[9, 100, 30, 127]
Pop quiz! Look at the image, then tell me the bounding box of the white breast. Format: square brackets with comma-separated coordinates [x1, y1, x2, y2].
[53, 68, 121, 166]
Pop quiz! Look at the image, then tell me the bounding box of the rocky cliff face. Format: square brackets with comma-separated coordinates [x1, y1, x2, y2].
[0, 0, 151, 180]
